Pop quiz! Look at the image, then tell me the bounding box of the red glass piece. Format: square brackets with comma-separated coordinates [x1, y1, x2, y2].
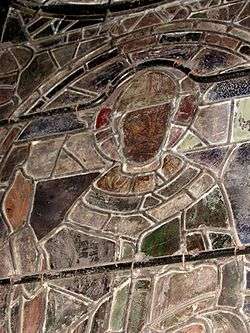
[167, 126, 184, 147]
[175, 95, 197, 124]
[96, 107, 112, 129]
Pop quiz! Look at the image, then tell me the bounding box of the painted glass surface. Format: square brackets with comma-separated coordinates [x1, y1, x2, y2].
[0, 0, 249, 331]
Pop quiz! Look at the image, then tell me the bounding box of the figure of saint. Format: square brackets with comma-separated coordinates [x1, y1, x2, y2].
[72, 69, 247, 332]
[82, 69, 240, 259]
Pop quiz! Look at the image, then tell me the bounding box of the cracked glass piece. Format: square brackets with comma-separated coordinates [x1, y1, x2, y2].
[25, 138, 65, 179]
[192, 2, 243, 21]
[152, 265, 218, 322]
[53, 149, 83, 176]
[158, 166, 198, 198]
[205, 312, 247, 333]
[11, 46, 33, 68]
[99, 136, 120, 161]
[110, 279, 130, 331]
[65, 133, 105, 169]
[0, 145, 29, 183]
[167, 125, 185, 147]
[92, 298, 111, 332]
[0, 51, 18, 74]
[176, 131, 205, 151]
[2, 9, 27, 43]
[0, 256, 248, 331]
[45, 89, 90, 109]
[52, 43, 76, 66]
[148, 192, 193, 221]
[187, 173, 214, 198]
[0, 0, 250, 330]
[218, 259, 244, 307]
[72, 320, 88, 333]
[132, 44, 199, 64]
[85, 187, 142, 212]
[0, 99, 17, 121]
[74, 59, 128, 93]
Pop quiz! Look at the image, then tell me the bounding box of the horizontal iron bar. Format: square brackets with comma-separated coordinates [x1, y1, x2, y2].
[0, 245, 249, 286]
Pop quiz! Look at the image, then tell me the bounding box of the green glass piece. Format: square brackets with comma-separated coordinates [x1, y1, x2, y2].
[110, 282, 130, 331]
[140, 218, 180, 257]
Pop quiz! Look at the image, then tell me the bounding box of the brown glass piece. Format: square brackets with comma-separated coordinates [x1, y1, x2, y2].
[159, 167, 198, 197]
[86, 187, 142, 212]
[174, 95, 197, 125]
[23, 290, 46, 333]
[97, 166, 132, 194]
[162, 153, 183, 179]
[186, 233, 205, 253]
[4, 170, 33, 230]
[122, 104, 171, 163]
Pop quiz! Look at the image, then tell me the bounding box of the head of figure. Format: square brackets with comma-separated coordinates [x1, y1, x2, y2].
[113, 70, 179, 172]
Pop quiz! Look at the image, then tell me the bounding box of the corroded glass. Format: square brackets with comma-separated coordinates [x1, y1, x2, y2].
[0, 0, 249, 331]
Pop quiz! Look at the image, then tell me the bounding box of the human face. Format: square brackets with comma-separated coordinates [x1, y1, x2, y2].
[120, 103, 172, 164]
